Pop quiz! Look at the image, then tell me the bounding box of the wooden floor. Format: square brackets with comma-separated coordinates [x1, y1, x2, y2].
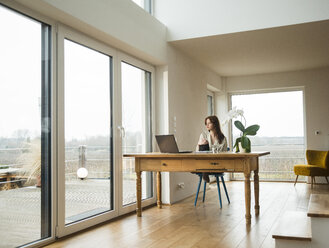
[45, 182, 329, 248]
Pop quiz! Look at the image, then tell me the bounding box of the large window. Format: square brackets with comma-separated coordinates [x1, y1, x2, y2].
[56, 28, 155, 237]
[63, 39, 113, 224]
[0, 4, 51, 247]
[121, 62, 153, 206]
[231, 91, 305, 181]
[207, 91, 214, 116]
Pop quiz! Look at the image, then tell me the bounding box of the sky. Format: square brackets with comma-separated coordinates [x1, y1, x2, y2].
[64, 39, 111, 140]
[65, 42, 143, 140]
[231, 91, 304, 137]
[0, 6, 41, 139]
[121, 62, 143, 134]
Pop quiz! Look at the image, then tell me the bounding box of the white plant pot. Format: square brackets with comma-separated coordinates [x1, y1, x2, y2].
[238, 142, 247, 153]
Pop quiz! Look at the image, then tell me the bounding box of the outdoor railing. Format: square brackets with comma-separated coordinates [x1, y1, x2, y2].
[1, 143, 305, 182]
[232, 143, 305, 181]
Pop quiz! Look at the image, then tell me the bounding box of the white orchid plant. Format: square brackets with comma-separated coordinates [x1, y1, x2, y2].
[222, 106, 245, 126]
[222, 107, 260, 153]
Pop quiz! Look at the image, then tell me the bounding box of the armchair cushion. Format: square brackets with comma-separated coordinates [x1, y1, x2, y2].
[294, 164, 329, 177]
[294, 150, 329, 177]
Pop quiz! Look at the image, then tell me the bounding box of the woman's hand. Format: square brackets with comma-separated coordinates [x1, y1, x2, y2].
[198, 138, 208, 145]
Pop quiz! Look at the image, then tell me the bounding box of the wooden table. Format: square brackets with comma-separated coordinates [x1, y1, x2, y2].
[124, 151, 270, 224]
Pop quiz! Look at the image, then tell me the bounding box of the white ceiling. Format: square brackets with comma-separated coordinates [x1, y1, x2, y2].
[170, 20, 329, 77]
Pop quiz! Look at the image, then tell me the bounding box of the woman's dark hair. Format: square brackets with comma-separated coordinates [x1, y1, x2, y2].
[205, 115, 225, 143]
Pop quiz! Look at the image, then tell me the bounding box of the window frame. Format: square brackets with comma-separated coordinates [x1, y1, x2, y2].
[228, 87, 307, 182]
[0, 1, 57, 247]
[116, 52, 156, 215]
[56, 24, 117, 237]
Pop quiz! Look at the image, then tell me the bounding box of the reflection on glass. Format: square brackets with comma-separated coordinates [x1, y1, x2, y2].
[64, 39, 112, 224]
[121, 62, 153, 206]
[0, 5, 51, 248]
[231, 91, 305, 181]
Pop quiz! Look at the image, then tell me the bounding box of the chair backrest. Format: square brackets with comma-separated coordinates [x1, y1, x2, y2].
[306, 150, 329, 169]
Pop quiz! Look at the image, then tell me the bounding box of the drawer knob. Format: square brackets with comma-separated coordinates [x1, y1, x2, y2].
[210, 162, 219, 165]
[162, 163, 167, 166]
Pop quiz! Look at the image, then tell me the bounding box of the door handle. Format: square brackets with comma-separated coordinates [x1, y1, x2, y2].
[117, 126, 125, 138]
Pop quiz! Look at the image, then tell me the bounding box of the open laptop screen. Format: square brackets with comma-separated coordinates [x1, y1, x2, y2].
[155, 135, 192, 153]
[155, 135, 179, 153]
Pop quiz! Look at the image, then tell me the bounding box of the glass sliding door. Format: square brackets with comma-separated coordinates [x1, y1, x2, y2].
[57, 27, 155, 237]
[63, 39, 113, 224]
[0, 4, 51, 247]
[120, 61, 154, 209]
[57, 28, 116, 237]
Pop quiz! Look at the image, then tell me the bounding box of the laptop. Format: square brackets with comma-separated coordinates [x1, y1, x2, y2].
[155, 134, 192, 153]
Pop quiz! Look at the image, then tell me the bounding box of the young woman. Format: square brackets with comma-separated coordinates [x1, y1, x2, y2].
[197, 115, 228, 182]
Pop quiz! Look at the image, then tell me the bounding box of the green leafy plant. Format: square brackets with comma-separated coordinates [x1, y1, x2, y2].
[233, 121, 260, 153]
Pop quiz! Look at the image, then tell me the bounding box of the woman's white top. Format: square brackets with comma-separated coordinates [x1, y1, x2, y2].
[197, 131, 228, 152]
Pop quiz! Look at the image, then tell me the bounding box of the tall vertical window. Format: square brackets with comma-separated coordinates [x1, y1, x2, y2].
[207, 91, 214, 116]
[121, 62, 153, 206]
[64, 39, 113, 224]
[0, 4, 51, 247]
[231, 91, 305, 181]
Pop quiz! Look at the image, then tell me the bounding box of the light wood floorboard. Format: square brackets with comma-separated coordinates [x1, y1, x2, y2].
[45, 182, 329, 248]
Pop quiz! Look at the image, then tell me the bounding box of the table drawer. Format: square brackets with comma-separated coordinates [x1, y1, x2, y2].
[139, 159, 182, 171]
[182, 159, 236, 172]
[159, 159, 182, 171]
[139, 159, 161, 171]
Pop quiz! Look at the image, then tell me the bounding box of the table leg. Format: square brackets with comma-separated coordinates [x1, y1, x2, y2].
[136, 171, 142, 217]
[254, 168, 260, 215]
[157, 172, 162, 208]
[244, 172, 251, 224]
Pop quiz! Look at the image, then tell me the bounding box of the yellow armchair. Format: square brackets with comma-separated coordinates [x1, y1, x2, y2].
[294, 150, 329, 188]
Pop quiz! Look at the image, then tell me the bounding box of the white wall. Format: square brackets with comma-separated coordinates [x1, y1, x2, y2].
[14, 0, 167, 65]
[225, 67, 329, 151]
[167, 45, 223, 151]
[163, 45, 223, 203]
[155, 65, 171, 203]
[154, 0, 329, 41]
